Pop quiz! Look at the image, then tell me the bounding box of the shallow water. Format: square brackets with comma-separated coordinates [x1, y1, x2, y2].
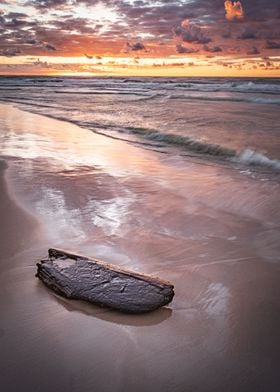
[0, 103, 280, 391]
[1, 76, 280, 163]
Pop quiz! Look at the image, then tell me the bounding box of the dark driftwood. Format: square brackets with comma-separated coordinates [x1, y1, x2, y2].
[36, 248, 174, 313]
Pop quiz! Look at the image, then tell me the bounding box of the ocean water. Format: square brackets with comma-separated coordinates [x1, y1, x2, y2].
[0, 77, 280, 391]
[0, 76, 280, 167]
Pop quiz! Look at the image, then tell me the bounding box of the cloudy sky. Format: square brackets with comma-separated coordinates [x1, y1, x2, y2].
[0, 0, 279, 76]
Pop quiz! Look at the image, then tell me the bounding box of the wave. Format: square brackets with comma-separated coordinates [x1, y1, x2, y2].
[228, 81, 280, 94]
[49, 115, 280, 169]
[168, 94, 280, 105]
[124, 127, 236, 157]
[118, 93, 163, 103]
[53, 89, 150, 96]
[173, 81, 280, 93]
[1, 98, 279, 171]
[2, 100, 235, 159]
[2, 76, 279, 92]
[236, 149, 280, 170]
[120, 127, 280, 170]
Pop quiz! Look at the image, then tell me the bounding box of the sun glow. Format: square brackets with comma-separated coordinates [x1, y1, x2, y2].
[1, 54, 279, 77]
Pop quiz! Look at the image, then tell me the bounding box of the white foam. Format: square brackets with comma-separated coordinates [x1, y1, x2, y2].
[237, 149, 280, 170]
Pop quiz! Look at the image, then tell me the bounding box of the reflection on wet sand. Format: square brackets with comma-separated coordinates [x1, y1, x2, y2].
[1, 104, 280, 392]
[0, 103, 164, 177]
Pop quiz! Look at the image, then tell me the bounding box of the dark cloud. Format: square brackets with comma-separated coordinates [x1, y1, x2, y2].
[238, 28, 258, 39]
[5, 18, 30, 28]
[222, 30, 232, 39]
[45, 43, 56, 51]
[174, 23, 211, 45]
[84, 53, 93, 59]
[266, 40, 280, 49]
[50, 17, 97, 34]
[127, 42, 146, 52]
[26, 39, 38, 45]
[5, 12, 28, 19]
[0, 48, 21, 56]
[176, 44, 198, 54]
[203, 45, 222, 53]
[247, 46, 260, 55]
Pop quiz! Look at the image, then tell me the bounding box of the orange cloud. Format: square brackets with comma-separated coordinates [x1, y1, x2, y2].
[181, 19, 190, 29]
[224, 1, 244, 21]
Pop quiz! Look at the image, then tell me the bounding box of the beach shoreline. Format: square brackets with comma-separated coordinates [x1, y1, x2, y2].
[1, 103, 280, 392]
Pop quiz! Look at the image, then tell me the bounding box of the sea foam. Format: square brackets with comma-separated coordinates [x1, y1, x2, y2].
[236, 149, 280, 170]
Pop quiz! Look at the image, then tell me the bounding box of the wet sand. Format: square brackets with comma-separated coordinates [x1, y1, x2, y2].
[0, 104, 280, 392]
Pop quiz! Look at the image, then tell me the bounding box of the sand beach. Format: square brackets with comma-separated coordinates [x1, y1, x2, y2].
[0, 102, 280, 392]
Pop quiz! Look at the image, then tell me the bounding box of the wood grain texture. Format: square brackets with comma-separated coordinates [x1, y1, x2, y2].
[36, 248, 174, 313]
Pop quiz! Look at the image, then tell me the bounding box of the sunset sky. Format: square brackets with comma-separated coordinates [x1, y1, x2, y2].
[0, 0, 279, 76]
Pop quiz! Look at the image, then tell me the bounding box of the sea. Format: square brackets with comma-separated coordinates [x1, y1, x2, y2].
[0, 76, 280, 167]
[0, 76, 280, 392]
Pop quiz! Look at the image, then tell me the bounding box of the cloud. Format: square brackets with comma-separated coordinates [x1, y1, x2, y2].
[5, 17, 29, 28]
[84, 53, 93, 59]
[174, 22, 211, 45]
[26, 39, 38, 45]
[50, 17, 97, 34]
[0, 0, 280, 62]
[5, 12, 27, 19]
[222, 30, 232, 39]
[266, 40, 280, 49]
[0, 48, 21, 56]
[238, 28, 257, 40]
[26, 0, 76, 9]
[45, 43, 56, 51]
[247, 46, 260, 55]
[224, 1, 244, 21]
[203, 45, 222, 53]
[176, 44, 198, 54]
[127, 42, 146, 51]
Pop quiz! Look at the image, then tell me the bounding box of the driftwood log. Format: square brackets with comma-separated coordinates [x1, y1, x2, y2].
[36, 248, 174, 313]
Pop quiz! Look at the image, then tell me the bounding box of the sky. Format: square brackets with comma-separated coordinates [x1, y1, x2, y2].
[0, 0, 280, 76]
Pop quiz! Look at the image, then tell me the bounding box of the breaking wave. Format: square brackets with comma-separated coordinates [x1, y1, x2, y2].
[1, 76, 279, 172]
[236, 149, 280, 170]
[124, 129, 280, 170]
[124, 127, 237, 157]
[3, 99, 280, 170]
